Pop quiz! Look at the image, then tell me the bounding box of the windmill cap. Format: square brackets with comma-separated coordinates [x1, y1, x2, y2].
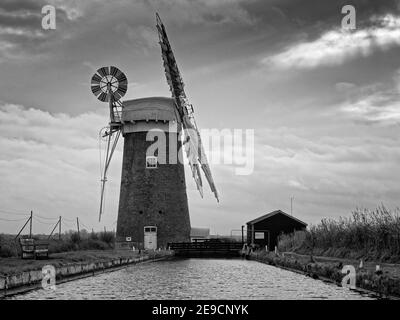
[122, 97, 181, 123]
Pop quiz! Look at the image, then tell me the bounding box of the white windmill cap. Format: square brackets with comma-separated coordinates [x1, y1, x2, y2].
[122, 97, 181, 124]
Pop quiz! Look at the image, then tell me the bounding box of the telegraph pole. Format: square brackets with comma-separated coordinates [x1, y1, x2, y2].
[15, 214, 33, 240]
[76, 217, 80, 239]
[29, 211, 33, 238]
[59, 216, 62, 240]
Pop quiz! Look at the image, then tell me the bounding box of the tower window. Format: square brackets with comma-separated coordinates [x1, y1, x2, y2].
[146, 156, 158, 169]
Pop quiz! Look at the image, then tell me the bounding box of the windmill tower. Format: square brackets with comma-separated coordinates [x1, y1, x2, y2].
[90, 14, 218, 250]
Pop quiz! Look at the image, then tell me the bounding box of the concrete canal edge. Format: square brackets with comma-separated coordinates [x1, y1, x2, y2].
[0, 251, 174, 298]
[248, 251, 400, 300]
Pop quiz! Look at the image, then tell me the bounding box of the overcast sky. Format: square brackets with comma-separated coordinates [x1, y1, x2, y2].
[1, 0, 400, 235]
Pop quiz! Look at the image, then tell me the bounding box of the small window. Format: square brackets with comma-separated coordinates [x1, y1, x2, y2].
[146, 156, 158, 169]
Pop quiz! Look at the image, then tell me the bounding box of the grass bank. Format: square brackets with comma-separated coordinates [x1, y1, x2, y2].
[278, 206, 400, 263]
[249, 250, 400, 299]
[0, 249, 168, 276]
[0, 231, 116, 258]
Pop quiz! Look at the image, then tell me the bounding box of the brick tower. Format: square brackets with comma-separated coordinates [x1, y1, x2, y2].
[116, 97, 191, 249]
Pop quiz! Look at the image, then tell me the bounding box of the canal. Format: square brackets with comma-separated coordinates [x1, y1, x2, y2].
[11, 258, 374, 300]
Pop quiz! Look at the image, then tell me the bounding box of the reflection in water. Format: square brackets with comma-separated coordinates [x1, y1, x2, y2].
[12, 258, 374, 300]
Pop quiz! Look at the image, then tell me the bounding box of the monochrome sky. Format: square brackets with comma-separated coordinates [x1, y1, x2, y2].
[1, 0, 400, 235]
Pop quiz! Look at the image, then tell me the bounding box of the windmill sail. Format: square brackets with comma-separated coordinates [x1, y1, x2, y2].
[156, 13, 219, 202]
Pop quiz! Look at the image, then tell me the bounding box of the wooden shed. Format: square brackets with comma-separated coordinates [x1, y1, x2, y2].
[246, 210, 307, 250]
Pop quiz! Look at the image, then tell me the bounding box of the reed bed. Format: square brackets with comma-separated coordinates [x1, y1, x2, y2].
[278, 206, 400, 262]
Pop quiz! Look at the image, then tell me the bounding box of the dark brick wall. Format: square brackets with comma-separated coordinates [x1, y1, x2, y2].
[116, 130, 191, 249]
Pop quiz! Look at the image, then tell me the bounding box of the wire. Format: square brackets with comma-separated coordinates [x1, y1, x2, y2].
[34, 217, 56, 226]
[79, 220, 91, 230]
[34, 220, 54, 226]
[35, 214, 59, 221]
[0, 217, 29, 222]
[0, 209, 61, 222]
[79, 219, 89, 228]
[0, 208, 28, 213]
[80, 225, 90, 231]
[0, 209, 30, 216]
[62, 221, 75, 228]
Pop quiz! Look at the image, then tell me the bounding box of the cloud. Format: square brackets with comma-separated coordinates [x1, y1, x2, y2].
[148, 0, 255, 26]
[0, 103, 120, 233]
[253, 126, 400, 210]
[288, 179, 309, 191]
[263, 14, 400, 69]
[338, 70, 400, 124]
[114, 24, 159, 53]
[1, 102, 400, 235]
[0, 1, 78, 62]
[335, 82, 357, 93]
[48, 0, 85, 20]
[0, 0, 42, 13]
[1, 1, 400, 234]
[0, 0, 255, 65]
[200, 122, 400, 230]
[341, 91, 400, 124]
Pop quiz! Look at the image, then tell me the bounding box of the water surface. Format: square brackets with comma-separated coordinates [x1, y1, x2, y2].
[12, 258, 374, 300]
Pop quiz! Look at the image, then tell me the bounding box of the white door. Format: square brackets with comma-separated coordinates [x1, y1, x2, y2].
[144, 226, 157, 250]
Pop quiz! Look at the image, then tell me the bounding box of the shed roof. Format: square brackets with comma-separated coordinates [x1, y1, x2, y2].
[190, 227, 210, 238]
[247, 210, 307, 227]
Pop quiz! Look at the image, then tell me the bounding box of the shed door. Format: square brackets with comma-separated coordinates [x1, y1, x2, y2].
[144, 226, 157, 250]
